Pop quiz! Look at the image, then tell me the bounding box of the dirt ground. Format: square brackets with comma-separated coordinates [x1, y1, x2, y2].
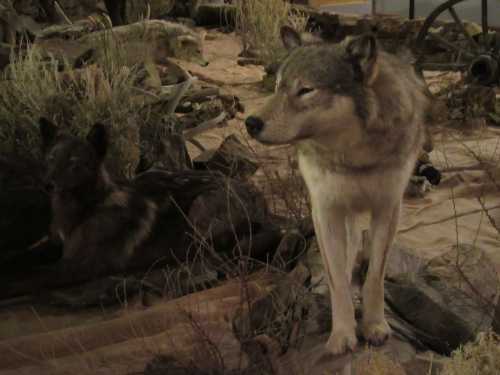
[0, 29, 499, 375]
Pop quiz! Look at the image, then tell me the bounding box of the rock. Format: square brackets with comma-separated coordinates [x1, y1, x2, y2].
[385, 244, 499, 355]
[193, 135, 259, 179]
[385, 244, 425, 281]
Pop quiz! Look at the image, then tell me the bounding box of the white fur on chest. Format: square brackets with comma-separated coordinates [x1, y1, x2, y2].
[297, 150, 415, 212]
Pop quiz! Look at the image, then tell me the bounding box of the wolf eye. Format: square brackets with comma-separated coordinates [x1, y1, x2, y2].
[297, 87, 315, 97]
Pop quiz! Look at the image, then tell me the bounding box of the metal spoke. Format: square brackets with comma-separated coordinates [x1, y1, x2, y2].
[409, 0, 415, 20]
[481, 0, 489, 49]
[419, 62, 469, 71]
[447, 6, 479, 51]
[428, 32, 474, 58]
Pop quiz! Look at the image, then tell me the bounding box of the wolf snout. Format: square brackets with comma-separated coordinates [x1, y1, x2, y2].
[245, 116, 264, 137]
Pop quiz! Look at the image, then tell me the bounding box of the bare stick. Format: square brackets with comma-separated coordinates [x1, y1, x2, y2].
[54, 1, 72, 25]
[164, 71, 194, 116]
[399, 204, 500, 234]
[183, 111, 227, 140]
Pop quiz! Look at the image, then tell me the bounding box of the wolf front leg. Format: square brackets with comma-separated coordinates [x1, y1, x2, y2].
[312, 204, 357, 355]
[361, 200, 401, 345]
[345, 212, 362, 285]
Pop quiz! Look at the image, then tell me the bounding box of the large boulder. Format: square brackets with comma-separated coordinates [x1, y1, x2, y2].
[386, 244, 499, 355]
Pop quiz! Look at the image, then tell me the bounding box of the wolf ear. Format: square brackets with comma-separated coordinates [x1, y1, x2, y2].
[345, 34, 379, 85]
[39, 117, 58, 153]
[280, 26, 302, 50]
[86, 123, 108, 160]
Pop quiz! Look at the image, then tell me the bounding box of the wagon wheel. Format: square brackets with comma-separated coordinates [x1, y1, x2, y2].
[415, 0, 499, 85]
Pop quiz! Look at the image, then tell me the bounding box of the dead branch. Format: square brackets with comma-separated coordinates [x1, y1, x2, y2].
[183, 111, 227, 140]
[54, 0, 72, 25]
[399, 204, 500, 234]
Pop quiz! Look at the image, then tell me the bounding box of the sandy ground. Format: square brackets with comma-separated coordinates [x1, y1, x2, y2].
[0, 28, 499, 374]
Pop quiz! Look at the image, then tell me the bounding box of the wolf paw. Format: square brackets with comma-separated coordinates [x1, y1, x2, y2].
[362, 319, 391, 346]
[326, 328, 358, 355]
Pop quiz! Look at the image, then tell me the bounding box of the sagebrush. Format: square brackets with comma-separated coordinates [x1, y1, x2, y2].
[0, 31, 147, 178]
[235, 0, 308, 67]
[442, 331, 500, 375]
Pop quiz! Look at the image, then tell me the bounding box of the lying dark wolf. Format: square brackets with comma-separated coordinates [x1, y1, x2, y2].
[245, 27, 430, 354]
[8, 118, 272, 295]
[39, 118, 158, 276]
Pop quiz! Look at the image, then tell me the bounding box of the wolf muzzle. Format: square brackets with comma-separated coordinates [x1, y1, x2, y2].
[245, 116, 264, 138]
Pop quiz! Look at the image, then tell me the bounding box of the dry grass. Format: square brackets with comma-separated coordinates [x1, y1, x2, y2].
[441, 331, 500, 375]
[235, 0, 308, 67]
[355, 351, 407, 375]
[0, 29, 148, 178]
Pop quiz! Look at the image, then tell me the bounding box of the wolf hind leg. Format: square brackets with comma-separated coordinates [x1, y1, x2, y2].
[361, 200, 401, 346]
[312, 204, 357, 355]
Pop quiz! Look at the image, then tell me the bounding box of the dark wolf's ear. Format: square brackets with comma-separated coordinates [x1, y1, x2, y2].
[280, 26, 302, 51]
[345, 34, 379, 85]
[86, 123, 109, 160]
[39, 117, 58, 153]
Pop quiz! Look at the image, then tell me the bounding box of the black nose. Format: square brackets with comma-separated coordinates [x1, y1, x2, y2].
[245, 116, 264, 137]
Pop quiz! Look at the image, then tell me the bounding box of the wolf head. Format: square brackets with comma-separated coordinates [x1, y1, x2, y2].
[245, 26, 379, 146]
[39, 118, 109, 192]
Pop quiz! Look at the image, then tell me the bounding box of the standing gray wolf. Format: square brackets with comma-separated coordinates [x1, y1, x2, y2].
[245, 26, 429, 354]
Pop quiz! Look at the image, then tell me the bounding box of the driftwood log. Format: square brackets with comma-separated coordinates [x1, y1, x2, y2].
[0, 271, 277, 373]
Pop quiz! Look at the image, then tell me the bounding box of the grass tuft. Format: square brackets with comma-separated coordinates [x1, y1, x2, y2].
[441, 331, 500, 375]
[0, 30, 147, 178]
[234, 0, 308, 67]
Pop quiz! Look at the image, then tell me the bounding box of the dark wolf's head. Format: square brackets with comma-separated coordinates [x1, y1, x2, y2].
[245, 26, 380, 146]
[39, 118, 109, 192]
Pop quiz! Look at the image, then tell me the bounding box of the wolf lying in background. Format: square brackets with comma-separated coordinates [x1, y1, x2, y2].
[39, 118, 158, 276]
[245, 27, 429, 354]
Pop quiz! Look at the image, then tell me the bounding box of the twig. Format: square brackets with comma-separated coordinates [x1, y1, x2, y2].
[165, 77, 194, 116]
[162, 63, 196, 116]
[398, 204, 500, 234]
[54, 1, 72, 25]
[186, 138, 207, 152]
[440, 164, 487, 173]
[183, 111, 227, 140]
[477, 196, 500, 235]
